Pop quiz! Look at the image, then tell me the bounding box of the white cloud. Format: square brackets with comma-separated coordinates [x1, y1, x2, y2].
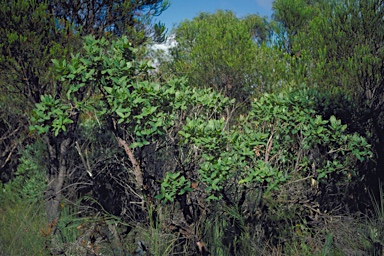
[255, 0, 274, 9]
[148, 35, 177, 69]
[150, 35, 177, 53]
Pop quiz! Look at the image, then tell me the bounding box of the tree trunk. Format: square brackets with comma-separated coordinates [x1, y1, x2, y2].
[44, 135, 71, 224]
[115, 135, 144, 190]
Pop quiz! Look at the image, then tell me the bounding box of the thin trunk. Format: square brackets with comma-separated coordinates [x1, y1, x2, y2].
[115, 135, 144, 190]
[44, 135, 71, 224]
[115, 135, 146, 212]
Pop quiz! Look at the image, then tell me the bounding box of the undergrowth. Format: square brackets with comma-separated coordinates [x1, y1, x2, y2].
[1, 191, 384, 255]
[0, 142, 383, 255]
[0, 196, 48, 256]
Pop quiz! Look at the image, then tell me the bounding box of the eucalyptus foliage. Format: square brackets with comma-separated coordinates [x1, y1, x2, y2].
[31, 35, 230, 147]
[170, 10, 275, 101]
[177, 86, 371, 203]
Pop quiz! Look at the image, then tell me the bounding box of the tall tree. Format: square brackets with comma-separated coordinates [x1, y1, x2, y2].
[273, 0, 384, 193]
[0, 0, 71, 105]
[0, 0, 71, 184]
[50, 0, 169, 44]
[169, 10, 274, 103]
[272, 0, 319, 54]
[0, 0, 170, 228]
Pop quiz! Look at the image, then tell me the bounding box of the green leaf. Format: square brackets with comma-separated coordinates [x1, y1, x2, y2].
[52, 59, 60, 67]
[317, 172, 327, 180]
[130, 142, 143, 148]
[104, 86, 113, 94]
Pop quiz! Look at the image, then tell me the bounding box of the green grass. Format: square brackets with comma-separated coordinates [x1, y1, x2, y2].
[0, 197, 49, 256]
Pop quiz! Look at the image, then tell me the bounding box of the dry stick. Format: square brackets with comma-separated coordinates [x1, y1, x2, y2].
[0, 124, 21, 142]
[264, 130, 275, 163]
[75, 141, 93, 178]
[222, 106, 236, 132]
[0, 142, 17, 169]
[59, 181, 94, 193]
[110, 168, 142, 199]
[285, 175, 313, 186]
[115, 136, 144, 191]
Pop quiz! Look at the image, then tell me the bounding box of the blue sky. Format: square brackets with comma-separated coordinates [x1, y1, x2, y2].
[156, 0, 275, 31]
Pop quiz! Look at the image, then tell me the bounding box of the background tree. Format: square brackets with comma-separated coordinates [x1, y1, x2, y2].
[273, 0, 384, 197]
[0, 0, 169, 114]
[272, 0, 319, 54]
[0, 0, 72, 105]
[0, 0, 72, 186]
[50, 0, 169, 44]
[169, 10, 275, 103]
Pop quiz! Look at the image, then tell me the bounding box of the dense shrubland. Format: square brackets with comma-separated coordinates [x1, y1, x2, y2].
[1, 0, 383, 255]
